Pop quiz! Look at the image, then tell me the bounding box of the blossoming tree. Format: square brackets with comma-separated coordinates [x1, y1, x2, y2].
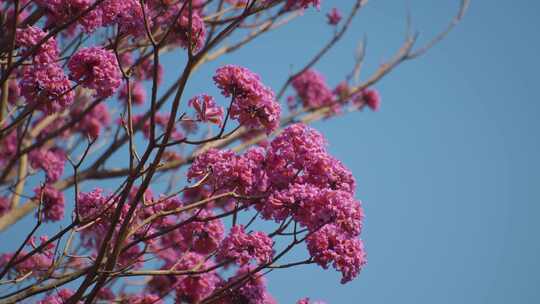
[0, 0, 468, 303]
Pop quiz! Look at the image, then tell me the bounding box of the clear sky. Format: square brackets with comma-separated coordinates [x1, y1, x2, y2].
[3, 1, 540, 303]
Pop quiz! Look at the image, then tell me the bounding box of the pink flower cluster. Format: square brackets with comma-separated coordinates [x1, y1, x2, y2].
[217, 266, 277, 304]
[188, 147, 269, 198]
[36, 0, 102, 33]
[119, 82, 147, 105]
[218, 225, 274, 266]
[0, 196, 10, 217]
[68, 47, 121, 98]
[37, 288, 74, 304]
[0, 236, 56, 278]
[34, 186, 65, 222]
[285, 0, 322, 10]
[189, 94, 224, 125]
[16, 26, 75, 113]
[214, 65, 281, 134]
[15, 26, 59, 64]
[19, 61, 74, 114]
[307, 224, 367, 284]
[29, 148, 66, 182]
[171, 10, 207, 52]
[189, 123, 366, 283]
[291, 69, 381, 113]
[353, 88, 381, 111]
[172, 252, 221, 302]
[291, 69, 334, 108]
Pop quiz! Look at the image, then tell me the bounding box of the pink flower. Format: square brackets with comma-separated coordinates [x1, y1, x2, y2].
[0, 196, 10, 217]
[214, 65, 281, 134]
[327, 8, 342, 25]
[285, 0, 321, 10]
[37, 288, 74, 304]
[218, 266, 276, 304]
[307, 224, 367, 284]
[173, 252, 221, 302]
[15, 26, 59, 64]
[291, 69, 335, 108]
[218, 225, 274, 266]
[29, 148, 66, 182]
[353, 88, 381, 111]
[0, 130, 18, 166]
[68, 47, 121, 98]
[71, 99, 111, 139]
[179, 209, 225, 254]
[1, 236, 56, 278]
[36, 0, 103, 33]
[19, 64, 74, 114]
[119, 81, 147, 105]
[34, 186, 65, 222]
[188, 147, 268, 197]
[99, 0, 149, 36]
[124, 294, 163, 304]
[170, 10, 207, 52]
[189, 94, 224, 125]
[265, 123, 327, 185]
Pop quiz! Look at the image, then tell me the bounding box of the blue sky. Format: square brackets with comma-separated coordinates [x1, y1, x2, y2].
[3, 1, 540, 303]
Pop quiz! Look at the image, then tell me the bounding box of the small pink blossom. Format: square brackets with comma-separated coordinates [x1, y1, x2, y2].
[327, 8, 342, 25]
[353, 88, 381, 111]
[218, 225, 274, 266]
[189, 94, 224, 125]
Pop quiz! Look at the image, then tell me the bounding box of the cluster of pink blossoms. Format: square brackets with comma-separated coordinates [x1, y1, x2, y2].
[0, 236, 56, 278]
[67, 47, 121, 99]
[189, 123, 367, 283]
[218, 225, 274, 266]
[217, 266, 277, 304]
[33, 186, 65, 222]
[213, 65, 281, 134]
[291, 69, 381, 113]
[291, 69, 335, 109]
[15, 26, 74, 113]
[285, 0, 321, 10]
[29, 148, 66, 182]
[35, 0, 103, 33]
[36, 288, 74, 304]
[0, 196, 10, 217]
